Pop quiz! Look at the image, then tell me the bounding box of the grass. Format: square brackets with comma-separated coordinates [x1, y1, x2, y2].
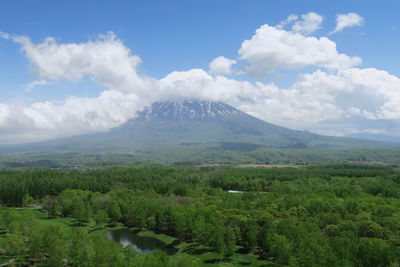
[15, 208, 76, 230]
[138, 229, 176, 245]
[10, 208, 272, 266]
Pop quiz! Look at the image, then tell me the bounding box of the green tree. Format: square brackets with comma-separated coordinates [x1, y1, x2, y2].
[5, 232, 27, 262]
[224, 226, 236, 257]
[69, 229, 95, 267]
[269, 234, 292, 265]
[71, 199, 91, 225]
[95, 209, 110, 225]
[108, 201, 122, 222]
[40, 225, 67, 267]
[242, 221, 259, 253]
[22, 194, 34, 207]
[358, 238, 394, 267]
[92, 236, 124, 267]
[213, 228, 226, 257]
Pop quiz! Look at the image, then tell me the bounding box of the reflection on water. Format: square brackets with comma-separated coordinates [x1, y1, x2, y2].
[105, 229, 166, 253]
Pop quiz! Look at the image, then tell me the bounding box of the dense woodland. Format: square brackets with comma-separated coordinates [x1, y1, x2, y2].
[1, 165, 400, 266]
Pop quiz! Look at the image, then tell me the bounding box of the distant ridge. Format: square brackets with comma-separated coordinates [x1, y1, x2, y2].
[345, 133, 400, 143]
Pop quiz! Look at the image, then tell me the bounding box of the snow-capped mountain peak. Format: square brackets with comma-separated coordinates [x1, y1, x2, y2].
[136, 100, 240, 121]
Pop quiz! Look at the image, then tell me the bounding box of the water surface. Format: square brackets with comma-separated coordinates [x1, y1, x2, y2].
[105, 229, 165, 253]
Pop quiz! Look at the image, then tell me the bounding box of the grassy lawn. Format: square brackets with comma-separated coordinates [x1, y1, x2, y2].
[11, 209, 272, 266]
[138, 229, 176, 245]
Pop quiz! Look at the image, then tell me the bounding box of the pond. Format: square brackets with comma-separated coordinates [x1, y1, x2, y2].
[105, 229, 167, 253]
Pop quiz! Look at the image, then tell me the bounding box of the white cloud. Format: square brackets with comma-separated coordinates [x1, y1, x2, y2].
[156, 68, 262, 104]
[238, 24, 362, 78]
[0, 32, 158, 143]
[24, 79, 51, 91]
[1, 63, 400, 143]
[238, 70, 346, 128]
[276, 14, 298, 29]
[276, 12, 323, 35]
[237, 68, 400, 135]
[0, 90, 150, 144]
[208, 56, 236, 75]
[292, 12, 323, 35]
[330, 13, 364, 34]
[10, 32, 152, 94]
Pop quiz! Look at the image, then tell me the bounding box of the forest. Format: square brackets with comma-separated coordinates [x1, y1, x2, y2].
[0, 164, 400, 266]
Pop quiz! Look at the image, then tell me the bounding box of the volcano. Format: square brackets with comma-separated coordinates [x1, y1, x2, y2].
[0, 100, 391, 153]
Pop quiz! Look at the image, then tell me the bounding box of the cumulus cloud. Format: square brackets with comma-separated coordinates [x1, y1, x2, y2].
[156, 68, 262, 103]
[1, 64, 400, 143]
[208, 56, 236, 75]
[238, 24, 362, 78]
[292, 12, 323, 35]
[0, 32, 158, 143]
[0, 90, 151, 144]
[8, 32, 152, 93]
[237, 68, 400, 135]
[330, 13, 364, 34]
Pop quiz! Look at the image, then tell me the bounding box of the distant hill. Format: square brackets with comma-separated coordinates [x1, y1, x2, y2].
[345, 133, 400, 144]
[0, 100, 394, 154]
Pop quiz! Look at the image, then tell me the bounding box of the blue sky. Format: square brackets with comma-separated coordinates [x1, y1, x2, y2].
[0, 0, 399, 143]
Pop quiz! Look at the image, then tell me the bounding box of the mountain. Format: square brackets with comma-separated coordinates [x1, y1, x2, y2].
[113, 100, 320, 148]
[0, 100, 393, 154]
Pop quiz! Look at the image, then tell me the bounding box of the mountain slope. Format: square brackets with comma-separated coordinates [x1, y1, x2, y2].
[0, 100, 394, 153]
